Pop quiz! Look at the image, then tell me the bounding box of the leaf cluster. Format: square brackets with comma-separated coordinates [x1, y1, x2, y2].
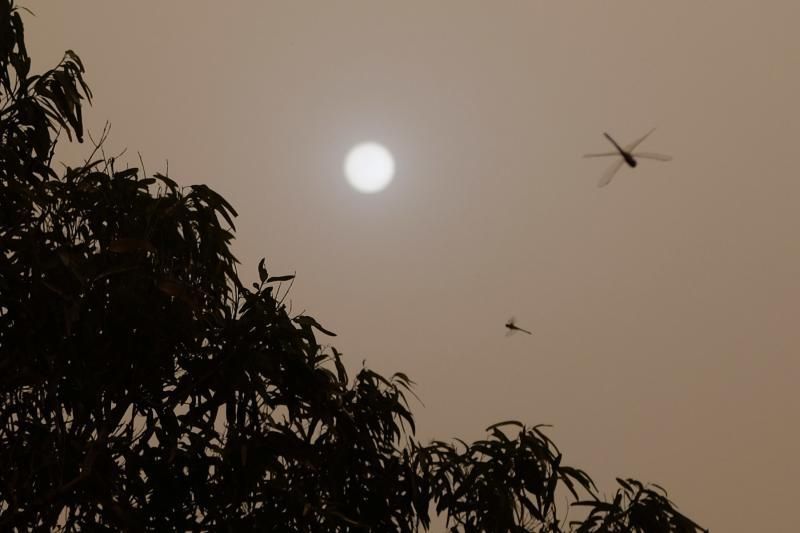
[573, 478, 707, 533]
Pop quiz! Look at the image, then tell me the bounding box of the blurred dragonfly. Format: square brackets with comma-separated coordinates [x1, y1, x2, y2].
[583, 128, 672, 187]
[505, 317, 532, 336]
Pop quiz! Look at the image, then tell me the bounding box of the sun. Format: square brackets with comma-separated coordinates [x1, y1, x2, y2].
[344, 142, 395, 194]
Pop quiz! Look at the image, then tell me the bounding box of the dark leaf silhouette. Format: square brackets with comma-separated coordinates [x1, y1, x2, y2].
[267, 273, 295, 283]
[293, 314, 337, 337]
[257, 257, 268, 283]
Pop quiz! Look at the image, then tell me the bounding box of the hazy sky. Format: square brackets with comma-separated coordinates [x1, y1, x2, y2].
[26, 2, 800, 531]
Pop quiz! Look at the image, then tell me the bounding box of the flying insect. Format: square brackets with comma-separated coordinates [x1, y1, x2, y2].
[584, 128, 672, 187]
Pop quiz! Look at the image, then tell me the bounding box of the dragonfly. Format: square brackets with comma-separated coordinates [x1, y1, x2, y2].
[583, 128, 672, 187]
[505, 317, 532, 336]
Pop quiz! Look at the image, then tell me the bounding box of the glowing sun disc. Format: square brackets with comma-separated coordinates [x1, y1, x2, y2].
[344, 142, 395, 193]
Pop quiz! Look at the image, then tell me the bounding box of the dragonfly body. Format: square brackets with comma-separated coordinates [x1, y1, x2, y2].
[603, 132, 638, 167]
[584, 128, 672, 187]
[505, 318, 532, 336]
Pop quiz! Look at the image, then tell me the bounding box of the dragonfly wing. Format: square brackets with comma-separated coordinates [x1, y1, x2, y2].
[598, 158, 625, 187]
[583, 152, 620, 158]
[624, 128, 656, 152]
[632, 151, 672, 161]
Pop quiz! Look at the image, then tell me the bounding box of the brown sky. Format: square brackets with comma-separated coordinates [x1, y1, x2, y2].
[26, 1, 800, 531]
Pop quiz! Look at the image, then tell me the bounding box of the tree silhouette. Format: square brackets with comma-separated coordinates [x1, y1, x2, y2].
[0, 2, 706, 531]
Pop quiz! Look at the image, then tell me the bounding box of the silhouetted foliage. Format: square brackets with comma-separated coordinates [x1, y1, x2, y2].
[0, 2, 706, 531]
